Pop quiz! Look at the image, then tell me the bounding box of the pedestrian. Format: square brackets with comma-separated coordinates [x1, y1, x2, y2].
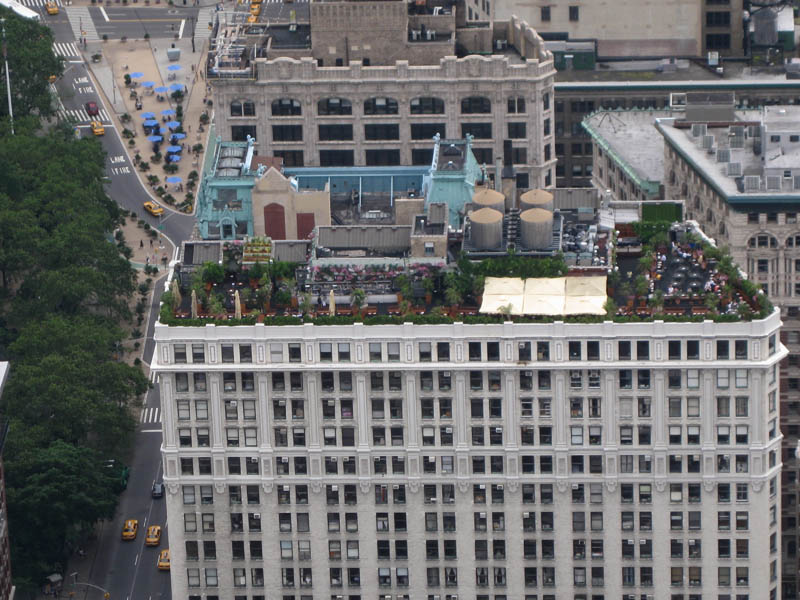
[150, 238, 153, 247]
[146, 256, 150, 265]
[140, 239, 144, 248]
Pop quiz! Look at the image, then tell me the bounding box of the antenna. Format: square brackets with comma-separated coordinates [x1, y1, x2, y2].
[1, 18, 13, 135]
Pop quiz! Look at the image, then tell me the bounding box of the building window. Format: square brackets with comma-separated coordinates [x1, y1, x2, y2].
[272, 150, 304, 167]
[319, 150, 354, 167]
[706, 11, 731, 26]
[507, 97, 526, 113]
[461, 122, 492, 139]
[318, 97, 352, 116]
[461, 96, 492, 114]
[230, 100, 256, 117]
[364, 97, 398, 115]
[364, 123, 399, 140]
[412, 148, 434, 165]
[508, 122, 527, 139]
[540, 5, 550, 20]
[410, 96, 445, 114]
[366, 149, 401, 166]
[318, 124, 353, 141]
[569, 5, 579, 20]
[472, 147, 492, 164]
[410, 122, 446, 139]
[231, 125, 256, 142]
[272, 98, 301, 116]
[706, 33, 731, 49]
[272, 125, 302, 142]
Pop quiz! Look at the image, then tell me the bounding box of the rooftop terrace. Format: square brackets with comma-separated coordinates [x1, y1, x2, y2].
[160, 219, 772, 327]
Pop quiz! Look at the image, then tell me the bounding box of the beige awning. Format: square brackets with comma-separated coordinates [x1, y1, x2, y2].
[480, 275, 607, 316]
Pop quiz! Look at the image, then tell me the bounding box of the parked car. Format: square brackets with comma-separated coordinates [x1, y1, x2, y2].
[157, 549, 170, 571]
[143, 201, 164, 217]
[121, 519, 138, 540]
[152, 482, 164, 498]
[145, 525, 161, 546]
[85, 101, 99, 116]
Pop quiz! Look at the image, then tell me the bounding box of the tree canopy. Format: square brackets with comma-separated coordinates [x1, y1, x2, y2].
[0, 7, 63, 121]
[0, 128, 148, 591]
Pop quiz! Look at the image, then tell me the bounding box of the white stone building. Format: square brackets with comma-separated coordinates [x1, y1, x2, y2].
[153, 310, 785, 600]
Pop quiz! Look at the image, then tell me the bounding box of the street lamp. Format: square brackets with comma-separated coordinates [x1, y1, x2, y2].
[0, 18, 14, 135]
[70, 572, 112, 599]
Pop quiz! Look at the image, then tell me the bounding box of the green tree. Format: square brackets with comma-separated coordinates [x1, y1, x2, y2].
[4, 440, 119, 592]
[0, 8, 63, 121]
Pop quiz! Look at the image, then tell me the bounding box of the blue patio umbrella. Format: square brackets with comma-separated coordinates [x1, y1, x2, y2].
[166, 176, 183, 184]
[167, 64, 182, 71]
[141, 111, 156, 119]
[147, 135, 163, 143]
[159, 128, 169, 135]
[167, 145, 183, 153]
[169, 154, 182, 162]
[154, 86, 169, 94]
[130, 72, 144, 79]
[143, 119, 159, 127]
[171, 132, 186, 140]
[142, 81, 156, 88]
[166, 120, 181, 129]
[169, 83, 184, 92]
[161, 108, 176, 116]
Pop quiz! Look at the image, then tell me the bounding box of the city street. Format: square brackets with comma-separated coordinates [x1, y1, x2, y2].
[42, 6, 202, 598]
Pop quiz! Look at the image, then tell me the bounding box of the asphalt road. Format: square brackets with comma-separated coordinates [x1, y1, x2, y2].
[92, 6, 204, 41]
[46, 16, 196, 600]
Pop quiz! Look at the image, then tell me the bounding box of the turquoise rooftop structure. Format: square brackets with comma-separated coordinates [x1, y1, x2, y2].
[197, 136, 482, 239]
[422, 134, 484, 229]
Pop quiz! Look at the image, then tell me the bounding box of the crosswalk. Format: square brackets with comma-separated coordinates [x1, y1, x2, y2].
[66, 6, 100, 42]
[140, 407, 161, 424]
[53, 42, 80, 59]
[196, 7, 215, 37]
[17, 0, 62, 6]
[60, 107, 112, 123]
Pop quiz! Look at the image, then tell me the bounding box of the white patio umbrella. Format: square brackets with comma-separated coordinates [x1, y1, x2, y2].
[329, 289, 336, 316]
[191, 289, 198, 318]
[234, 290, 242, 319]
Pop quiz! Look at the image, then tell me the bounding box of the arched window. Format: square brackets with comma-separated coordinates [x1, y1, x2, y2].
[364, 97, 398, 115]
[318, 98, 352, 116]
[748, 233, 778, 248]
[230, 100, 256, 117]
[272, 98, 302, 116]
[410, 97, 445, 115]
[461, 96, 491, 114]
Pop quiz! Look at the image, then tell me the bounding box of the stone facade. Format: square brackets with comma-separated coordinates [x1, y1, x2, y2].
[154, 315, 784, 600]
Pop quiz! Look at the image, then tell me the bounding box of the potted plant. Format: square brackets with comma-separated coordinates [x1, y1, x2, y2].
[124, 73, 131, 87]
[445, 285, 462, 314]
[351, 288, 366, 316]
[201, 261, 224, 292]
[257, 276, 273, 310]
[208, 294, 224, 317]
[423, 278, 434, 305]
[300, 292, 313, 316]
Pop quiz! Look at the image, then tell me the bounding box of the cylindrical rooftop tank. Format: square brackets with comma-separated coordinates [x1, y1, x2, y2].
[471, 208, 503, 250]
[520, 208, 553, 250]
[472, 187, 506, 214]
[519, 189, 554, 213]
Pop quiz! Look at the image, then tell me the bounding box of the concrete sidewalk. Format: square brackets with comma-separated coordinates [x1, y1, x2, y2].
[85, 35, 212, 215]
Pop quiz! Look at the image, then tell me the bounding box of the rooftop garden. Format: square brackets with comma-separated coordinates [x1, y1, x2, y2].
[159, 224, 773, 326]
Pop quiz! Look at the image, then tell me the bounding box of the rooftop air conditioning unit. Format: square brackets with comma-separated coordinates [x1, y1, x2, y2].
[496, 39, 508, 50]
[426, 29, 436, 40]
[727, 162, 742, 177]
[411, 29, 421, 40]
[691, 123, 707, 137]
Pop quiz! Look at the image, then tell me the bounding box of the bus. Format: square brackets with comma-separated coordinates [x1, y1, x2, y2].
[0, 0, 41, 21]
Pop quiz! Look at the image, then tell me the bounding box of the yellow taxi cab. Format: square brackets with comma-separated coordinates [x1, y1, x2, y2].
[121, 519, 138, 540]
[249, 3, 260, 15]
[90, 121, 105, 136]
[46, 2, 59, 15]
[48, 75, 57, 84]
[145, 525, 162, 546]
[157, 549, 170, 571]
[143, 201, 164, 217]
[247, 14, 257, 22]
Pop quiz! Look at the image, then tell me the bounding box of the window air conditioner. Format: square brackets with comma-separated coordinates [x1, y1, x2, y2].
[343, 457, 349, 462]
[479, 484, 485, 489]
[479, 512, 486, 518]
[278, 400, 286, 406]
[253, 513, 261, 519]
[497, 484, 503, 490]
[393, 484, 400, 489]
[281, 457, 288, 462]
[332, 485, 338, 491]
[283, 485, 290, 491]
[230, 400, 237, 407]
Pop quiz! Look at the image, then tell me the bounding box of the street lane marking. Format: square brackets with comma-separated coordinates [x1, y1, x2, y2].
[134, 553, 138, 566]
[178, 18, 185, 39]
[99, 5, 109, 21]
[141, 429, 162, 433]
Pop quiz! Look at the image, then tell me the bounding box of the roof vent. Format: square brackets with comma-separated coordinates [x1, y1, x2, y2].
[716, 148, 730, 163]
[766, 175, 781, 191]
[744, 175, 761, 192]
[702, 134, 715, 149]
[727, 162, 742, 177]
[793, 175, 800, 190]
[691, 123, 707, 137]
